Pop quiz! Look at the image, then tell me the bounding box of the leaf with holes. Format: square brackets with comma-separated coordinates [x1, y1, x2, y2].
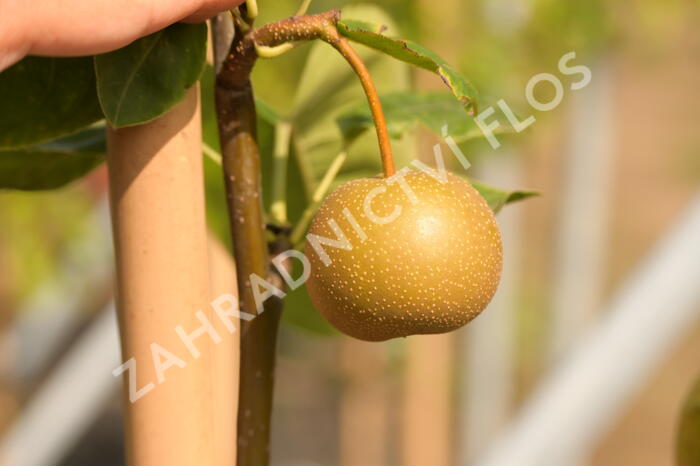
[0, 57, 103, 149]
[337, 19, 479, 114]
[0, 126, 106, 190]
[95, 22, 207, 127]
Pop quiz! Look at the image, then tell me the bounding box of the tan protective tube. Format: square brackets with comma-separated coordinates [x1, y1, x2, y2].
[107, 86, 236, 466]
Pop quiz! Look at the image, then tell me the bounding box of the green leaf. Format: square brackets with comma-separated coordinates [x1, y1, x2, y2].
[678, 376, 700, 466]
[470, 179, 538, 213]
[0, 126, 106, 190]
[337, 91, 507, 145]
[337, 19, 479, 114]
[95, 22, 207, 128]
[0, 57, 103, 149]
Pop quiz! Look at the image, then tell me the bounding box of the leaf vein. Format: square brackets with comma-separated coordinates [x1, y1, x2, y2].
[112, 31, 164, 123]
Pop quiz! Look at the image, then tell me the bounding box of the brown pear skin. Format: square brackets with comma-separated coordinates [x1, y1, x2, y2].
[304, 169, 503, 341]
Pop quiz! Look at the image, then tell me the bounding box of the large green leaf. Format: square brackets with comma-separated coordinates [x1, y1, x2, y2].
[0, 57, 103, 149]
[0, 126, 106, 190]
[678, 376, 700, 466]
[336, 91, 514, 145]
[470, 179, 538, 213]
[337, 19, 479, 114]
[95, 23, 207, 128]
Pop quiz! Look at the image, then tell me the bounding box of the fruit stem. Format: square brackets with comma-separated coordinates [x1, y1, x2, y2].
[329, 37, 396, 177]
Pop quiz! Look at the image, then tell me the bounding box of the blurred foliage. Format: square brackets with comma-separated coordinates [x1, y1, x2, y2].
[0, 187, 94, 305]
[0, 127, 105, 190]
[4, 0, 697, 334]
[0, 0, 620, 324]
[522, 0, 612, 64]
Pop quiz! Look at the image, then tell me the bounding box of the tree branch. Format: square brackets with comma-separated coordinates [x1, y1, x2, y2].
[215, 16, 293, 466]
[213, 8, 394, 464]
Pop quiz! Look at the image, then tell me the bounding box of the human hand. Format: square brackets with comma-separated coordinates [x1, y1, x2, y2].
[1, 0, 246, 70]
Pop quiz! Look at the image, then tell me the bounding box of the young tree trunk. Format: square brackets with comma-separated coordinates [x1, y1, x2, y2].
[107, 86, 236, 466]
